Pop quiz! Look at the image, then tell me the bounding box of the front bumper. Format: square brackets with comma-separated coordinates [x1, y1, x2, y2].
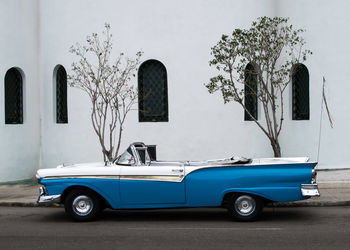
[301, 184, 320, 197]
[37, 186, 61, 204]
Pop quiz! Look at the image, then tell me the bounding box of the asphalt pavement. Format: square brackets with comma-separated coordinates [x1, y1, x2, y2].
[0, 169, 350, 207]
[0, 206, 350, 249]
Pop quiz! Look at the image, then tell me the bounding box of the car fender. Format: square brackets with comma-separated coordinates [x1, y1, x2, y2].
[221, 186, 304, 203]
[41, 178, 121, 208]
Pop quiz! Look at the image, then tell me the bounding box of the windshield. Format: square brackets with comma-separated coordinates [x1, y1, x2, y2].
[116, 148, 135, 165]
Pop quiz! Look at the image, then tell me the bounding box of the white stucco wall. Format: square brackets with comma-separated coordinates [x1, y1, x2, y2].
[39, 0, 276, 170]
[1, 0, 349, 182]
[0, 0, 41, 182]
[277, 0, 350, 169]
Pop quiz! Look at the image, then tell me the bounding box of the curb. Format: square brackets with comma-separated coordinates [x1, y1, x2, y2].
[268, 200, 350, 207]
[0, 202, 62, 207]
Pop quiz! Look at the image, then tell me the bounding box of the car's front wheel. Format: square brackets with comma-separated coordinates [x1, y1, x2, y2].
[64, 189, 101, 222]
[227, 193, 263, 222]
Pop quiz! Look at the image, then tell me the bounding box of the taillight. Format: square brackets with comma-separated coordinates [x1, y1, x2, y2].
[312, 169, 317, 184]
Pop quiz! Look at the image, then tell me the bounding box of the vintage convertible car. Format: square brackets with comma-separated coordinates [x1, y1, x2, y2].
[36, 142, 320, 222]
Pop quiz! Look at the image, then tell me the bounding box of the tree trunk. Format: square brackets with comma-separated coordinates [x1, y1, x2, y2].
[270, 139, 281, 157]
[102, 149, 113, 162]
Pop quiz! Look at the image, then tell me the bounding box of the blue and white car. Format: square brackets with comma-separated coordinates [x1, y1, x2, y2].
[36, 142, 320, 221]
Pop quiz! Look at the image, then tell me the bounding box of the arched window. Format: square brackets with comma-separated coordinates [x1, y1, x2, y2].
[55, 65, 68, 123]
[292, 64, 309, 120]
[4, 68, 23, 124]
[244, 63, 258, 121]
[138, 60, 168, 122]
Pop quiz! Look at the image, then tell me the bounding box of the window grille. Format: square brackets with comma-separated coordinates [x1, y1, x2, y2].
[56, 65, 68, 123]
[244, 63, 258, 121]
[5, 68, 23, 124]
[292, 64, 309, 120]
[138, 60, 168, 122]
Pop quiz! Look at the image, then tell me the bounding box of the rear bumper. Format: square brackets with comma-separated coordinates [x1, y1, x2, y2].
[37, 186, 61, 204]
[301, 184, 320, 197]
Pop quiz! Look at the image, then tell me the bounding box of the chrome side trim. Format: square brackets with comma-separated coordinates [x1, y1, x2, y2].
[42, 175, 120, 180]
[301, 184, 320, 197]
[120, 175, 184, 182]
[37, 194, 61, 204]
[41, 175, 184, 182]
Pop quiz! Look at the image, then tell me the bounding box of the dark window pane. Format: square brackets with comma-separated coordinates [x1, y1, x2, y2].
[138, 60, 168, 122]
[292, 64, 309, 120]
[56, 65, 68, 123]
[5, 68, 23, 124]
[244, 63, 258, 121]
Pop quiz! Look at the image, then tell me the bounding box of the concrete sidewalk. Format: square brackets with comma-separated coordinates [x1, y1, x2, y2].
[0, 169, 350, 207]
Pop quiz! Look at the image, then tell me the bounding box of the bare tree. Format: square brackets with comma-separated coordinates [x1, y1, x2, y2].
[68, 24, 142, 162]
[205, 17, 312, 157]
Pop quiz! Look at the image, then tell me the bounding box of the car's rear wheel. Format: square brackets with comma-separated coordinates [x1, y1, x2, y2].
[227, 193, 263, 221]
[64, 189, 101, 222]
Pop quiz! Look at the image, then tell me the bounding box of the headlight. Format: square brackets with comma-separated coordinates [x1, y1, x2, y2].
[39, 186, 47, 196]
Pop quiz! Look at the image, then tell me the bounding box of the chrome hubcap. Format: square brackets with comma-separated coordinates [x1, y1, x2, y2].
[72, 195, 93, 216]
[234, 195, 256, 216]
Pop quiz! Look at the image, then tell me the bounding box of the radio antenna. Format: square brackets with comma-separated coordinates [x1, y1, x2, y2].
[317, 76, 334, 162]
[316, 77, 325, 163]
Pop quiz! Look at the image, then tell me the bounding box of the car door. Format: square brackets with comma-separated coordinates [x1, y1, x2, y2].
[119, 164, 185, 205]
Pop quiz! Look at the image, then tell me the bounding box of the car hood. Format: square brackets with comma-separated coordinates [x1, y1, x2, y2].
[36, 162, 119, 179]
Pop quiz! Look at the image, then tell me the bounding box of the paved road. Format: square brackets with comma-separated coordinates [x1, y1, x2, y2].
[0, 206, 350, 249]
